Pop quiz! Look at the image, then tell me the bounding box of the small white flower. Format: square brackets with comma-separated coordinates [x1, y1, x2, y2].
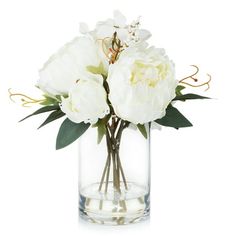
[90, 10, 151, 46]
[61, 79, 110, 124]
[107, 45, 178, 124]
[95, 10, 128, 41]
[37, 36, 107, 96]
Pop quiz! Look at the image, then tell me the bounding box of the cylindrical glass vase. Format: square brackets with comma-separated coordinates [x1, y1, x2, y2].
[79, 120, 150, 225]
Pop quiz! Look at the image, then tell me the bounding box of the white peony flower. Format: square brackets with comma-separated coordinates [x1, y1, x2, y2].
[107, 45, 178, 124]
[61, 79, 110, 124]
[37, 36, 107, 96]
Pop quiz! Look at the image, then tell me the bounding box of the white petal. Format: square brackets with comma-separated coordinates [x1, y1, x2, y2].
[138, 29, 152, 41]
[117, 28, 129, 42]
[79, 22, 89, 34]
[96, 24, 115, 39]
[113, 10, 126, 27]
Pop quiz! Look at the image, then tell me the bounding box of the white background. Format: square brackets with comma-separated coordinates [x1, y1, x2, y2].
[0, 0, 236, 235]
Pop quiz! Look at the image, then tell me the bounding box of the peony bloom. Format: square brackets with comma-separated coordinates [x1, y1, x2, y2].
[37, 36, 107, 96]
[107, 45, 178, 124]
[61, 79, 110, 124]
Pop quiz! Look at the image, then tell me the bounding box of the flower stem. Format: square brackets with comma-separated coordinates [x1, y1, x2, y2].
[117, 153, 128, 190]
[98, 119, 129, 194]
[98, 155, 109, 192]
[105, 154, 111, 193]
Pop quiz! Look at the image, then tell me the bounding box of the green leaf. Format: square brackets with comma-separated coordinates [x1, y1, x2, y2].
[173, 93, 210, 102]
[137, 124, 148, 139]
[56, 118, 90, 150]
[19, 105, 60, 122]
[38, 110, 65, 129]
[40, 95, 59, 106]
[175, 85, 185, 96]
[93, 116, 110, 144]
[155, 105, 192, 129]
[87, 62, 106, 76]
[97, 122, 106, 144]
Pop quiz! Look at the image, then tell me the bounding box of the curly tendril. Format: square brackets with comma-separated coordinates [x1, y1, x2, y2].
[96, 37, 112, 60]
[8, 88, 45, 107]
[179, 65, 211, 91]
[97, 33, 125, 64]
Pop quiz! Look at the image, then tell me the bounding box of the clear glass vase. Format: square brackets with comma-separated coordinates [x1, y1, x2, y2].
[79, 120, 150, 225]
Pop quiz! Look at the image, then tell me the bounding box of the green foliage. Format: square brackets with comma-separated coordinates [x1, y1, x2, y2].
[97, 122, 106, 144]
[19, 105, 60, 122]
[175, 85, 186, 96]
[93, 116, 110, 144]
[173, 93, 210, 102]
[155, 105, 192, 129]
[38, 110, 65, 129]
[40, 95, 59, 106]
[87, 62, 106, 76]
[137, 124, 148, 139]
[56, 118, 90, 150]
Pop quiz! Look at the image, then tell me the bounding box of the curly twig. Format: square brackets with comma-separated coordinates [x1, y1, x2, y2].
[8, 88, 45, 107]
[179, 65, 211, 91]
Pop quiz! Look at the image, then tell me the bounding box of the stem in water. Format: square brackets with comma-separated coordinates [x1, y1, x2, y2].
[98, 119, 129, 194]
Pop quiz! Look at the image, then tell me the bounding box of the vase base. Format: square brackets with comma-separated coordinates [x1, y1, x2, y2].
[79, 182, 150, 225]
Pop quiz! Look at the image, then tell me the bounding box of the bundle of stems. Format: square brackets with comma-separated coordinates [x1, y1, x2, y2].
[98, 117, 129, 193]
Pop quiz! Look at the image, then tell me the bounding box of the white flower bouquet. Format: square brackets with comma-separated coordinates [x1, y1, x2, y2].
[10, 11, 211, 225]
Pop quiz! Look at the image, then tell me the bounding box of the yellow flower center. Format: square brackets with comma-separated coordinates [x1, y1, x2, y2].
[130, 61, 169, 88]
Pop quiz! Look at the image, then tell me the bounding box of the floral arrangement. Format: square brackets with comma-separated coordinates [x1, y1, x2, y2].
[10, 11, 210, 194]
